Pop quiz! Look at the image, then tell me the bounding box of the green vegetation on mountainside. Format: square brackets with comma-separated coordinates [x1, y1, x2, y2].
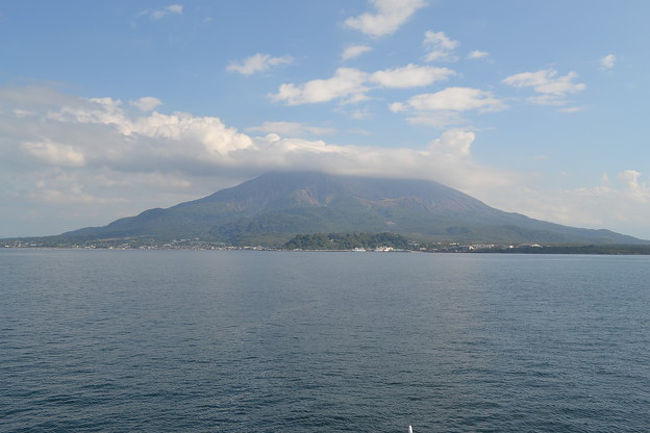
[284, 232, 410, 250]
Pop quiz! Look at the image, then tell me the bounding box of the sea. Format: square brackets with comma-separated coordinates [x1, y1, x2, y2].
[1, 249, 648, 433]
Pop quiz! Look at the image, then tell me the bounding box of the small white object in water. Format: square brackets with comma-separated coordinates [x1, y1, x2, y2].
[409, 426, 413, 433]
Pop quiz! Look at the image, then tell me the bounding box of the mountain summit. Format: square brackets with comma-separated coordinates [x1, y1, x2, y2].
[59, 171, 644, 246]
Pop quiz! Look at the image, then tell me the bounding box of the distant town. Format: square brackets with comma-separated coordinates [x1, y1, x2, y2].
[4, 233, 650, 255]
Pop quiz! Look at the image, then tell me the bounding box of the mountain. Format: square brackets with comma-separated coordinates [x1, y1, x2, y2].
[52, 171, 645, 247]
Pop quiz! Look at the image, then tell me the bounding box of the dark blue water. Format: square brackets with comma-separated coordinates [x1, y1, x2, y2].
[1, 250, 649, 433]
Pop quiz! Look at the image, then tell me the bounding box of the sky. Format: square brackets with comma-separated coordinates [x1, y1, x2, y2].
[1, 0, 649, 239]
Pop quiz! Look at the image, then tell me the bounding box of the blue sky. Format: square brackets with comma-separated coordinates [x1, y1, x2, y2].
[1, 0, 649, 238]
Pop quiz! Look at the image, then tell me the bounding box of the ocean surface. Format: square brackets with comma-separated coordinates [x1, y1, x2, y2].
[1, 249, 649, 433]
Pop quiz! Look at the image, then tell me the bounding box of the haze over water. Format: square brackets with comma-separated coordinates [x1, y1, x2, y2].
[1, 249, 649, 432]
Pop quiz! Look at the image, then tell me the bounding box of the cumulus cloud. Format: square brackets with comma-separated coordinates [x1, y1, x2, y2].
[398, 86, 505, 129]
[502, 69, 586, 106]
[271, 64, 454, 105]
[423, 30, 459, 62]
[21, 140, 86, 167]
[388, 102, 406, 113]
[600, 54, 616, 70]
[44, 95, 253, 156]
[270, 68, 369, 105]
[429, 129, 475, 156]
[370, 64, 455, 88]
[227, 53, 293, 76]
[390, 87, 504, 128]
[619, 169, 649, 202]
[142, 4, 183, 20]
[247, 121, 336, 136]
[130, 97, 162, 112]
[467, 50, 489, 60]
[1, 85, 530, 236]
[345, 0, 427, 38]
[341, 44, 372, 61]
[392, 87, 504, 113]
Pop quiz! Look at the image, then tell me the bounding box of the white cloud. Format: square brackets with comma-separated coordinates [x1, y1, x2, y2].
[21, 140, 86, 167]
[45, 96, 253, 155]
[270, 68, 369, 105]
[351, 108, 372, 120]
[84, 91, 507, 188]
[271, 64, 455, 106]
[227, 53, 293, 76]
[370, 64, 455, 88]
[13, 109, 36, 118]
[167, 4, 183, 14]
[397, 87, 505, 112]
[600, 54, 616, 70]
[406, 112, 466, 129]
[503, 69, 586, 106]
[1, 86, 526, 237]
[429, 129, 475, 156]
[557, 106, 582, 113]
[247, 121, 336, 136]
[345, 0, 427, 38]
[423, 30, 459, 62]
[467, 50, 489, 60]
[143, 4, 183, 20]
[390, 87, 503, 128]
[619, 169, 649, 202]
[47, 96, 126, 127]
[341, 44, 372, 61]
[345, 93, 371, 104]
[130, 97, 162, 112]
[620, 169, 640, 189]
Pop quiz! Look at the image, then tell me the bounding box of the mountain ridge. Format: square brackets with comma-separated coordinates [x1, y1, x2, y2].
[48, 171, 646, 247]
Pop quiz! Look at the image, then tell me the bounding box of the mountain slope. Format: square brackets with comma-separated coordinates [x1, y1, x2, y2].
[61, 171, 645, 246]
